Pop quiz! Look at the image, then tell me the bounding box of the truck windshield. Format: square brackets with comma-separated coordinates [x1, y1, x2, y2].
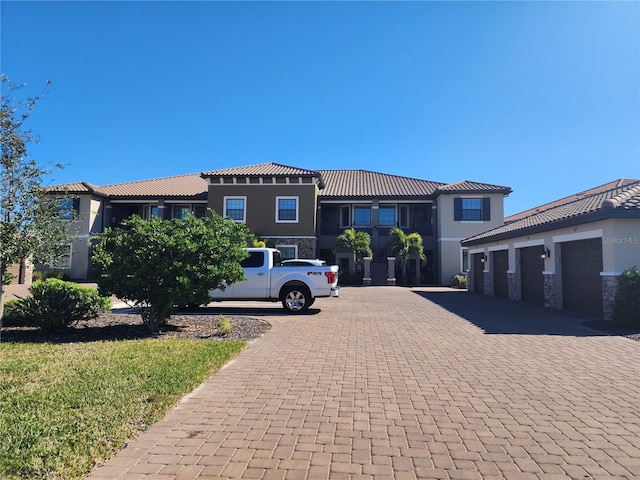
[273, 250, 282, 266]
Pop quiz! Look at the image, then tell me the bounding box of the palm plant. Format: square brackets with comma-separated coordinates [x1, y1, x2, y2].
[387, 227, 426, 281]
[334, 228, 372, 271]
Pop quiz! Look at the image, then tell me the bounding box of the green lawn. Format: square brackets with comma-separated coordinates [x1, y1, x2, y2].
[0, 339, 245, 479]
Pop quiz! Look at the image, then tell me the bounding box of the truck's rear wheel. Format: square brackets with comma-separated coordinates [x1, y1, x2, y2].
[281, 287, 311, 313]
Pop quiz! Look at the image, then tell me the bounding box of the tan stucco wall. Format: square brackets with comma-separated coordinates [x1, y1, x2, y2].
[465, 217, 640, 309]
[437, 193, 506, 285]
[207, 184, 319, 237]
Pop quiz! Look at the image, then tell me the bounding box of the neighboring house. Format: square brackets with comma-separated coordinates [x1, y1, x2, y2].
[461, 179, 640, 321]
[47, 162, 512, 285]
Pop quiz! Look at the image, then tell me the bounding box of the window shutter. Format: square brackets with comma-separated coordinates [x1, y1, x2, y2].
[454, 198, 462, 221]
[482, 198, 491, 221]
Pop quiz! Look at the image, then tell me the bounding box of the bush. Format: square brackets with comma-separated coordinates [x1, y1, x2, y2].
[32, 269, 68, 282]
[614, 267, 640, 328]
[13, 279, 112, 333]
[450, 274, 468, 289]
[216, 315, 232, 335]
[1, 299, 27, 326]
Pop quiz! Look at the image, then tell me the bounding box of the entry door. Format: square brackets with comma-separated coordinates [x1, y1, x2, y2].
[562, 239, 603, 316]
[493, 250, 509, 298]
[520, 247, 544, 305]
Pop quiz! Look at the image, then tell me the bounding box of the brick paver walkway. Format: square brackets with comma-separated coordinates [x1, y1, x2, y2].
[89, 287, 640, 479]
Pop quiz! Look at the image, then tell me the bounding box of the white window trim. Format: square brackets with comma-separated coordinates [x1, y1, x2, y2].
[275, 196, 299, 223]
[224, 196, 247, 223]
[353, 205, 372, 227]
[398, 205, 409, 228]
[54, 244, 73, 269]
[276, 244, 298, 260]
[378, 205, 396, 227]
[340, 205, 351, 229]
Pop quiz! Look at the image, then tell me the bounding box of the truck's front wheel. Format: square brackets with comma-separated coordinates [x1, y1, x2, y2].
[281, 287, 311, 313]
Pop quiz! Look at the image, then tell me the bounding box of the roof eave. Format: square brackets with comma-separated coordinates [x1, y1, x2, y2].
[462, 208, 640, 246]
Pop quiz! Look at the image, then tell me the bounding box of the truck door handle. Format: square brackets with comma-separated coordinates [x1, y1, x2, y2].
[257, 273, 264, 276]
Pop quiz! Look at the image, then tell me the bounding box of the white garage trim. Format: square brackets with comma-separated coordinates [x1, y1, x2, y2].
[513, 239, 544, 249]
[552, 229, 603, 243]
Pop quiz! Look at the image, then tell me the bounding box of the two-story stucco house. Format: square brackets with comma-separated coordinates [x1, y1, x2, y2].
[45, 162, 512, 286]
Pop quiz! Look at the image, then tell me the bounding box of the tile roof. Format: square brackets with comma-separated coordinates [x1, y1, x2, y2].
[435, 180, 512, 194]
[47, 182, 110, 196]
[462, 180, 640, 245]
[318, 170, 445, 198]
[505, 178, 639, 223]
[201, 162, 321, 178]
[101, 173, 208, 199]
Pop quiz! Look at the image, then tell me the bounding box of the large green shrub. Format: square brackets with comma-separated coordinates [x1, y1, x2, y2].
[14, 279, 112, 333]
[614, 267, 640, 328]
[91, 212, 251, 332]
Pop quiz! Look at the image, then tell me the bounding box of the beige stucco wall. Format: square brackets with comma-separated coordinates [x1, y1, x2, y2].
[465, 217, 640, 309]
[207, 184, 319, 237]
[437, 193, 506, 285]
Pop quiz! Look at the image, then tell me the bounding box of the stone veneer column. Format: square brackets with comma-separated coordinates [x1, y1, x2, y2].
[602, 274, 619, 322]
[543, 272, 556, 308]
[507, 271, 517, 301]
[483, 271, 491, 296]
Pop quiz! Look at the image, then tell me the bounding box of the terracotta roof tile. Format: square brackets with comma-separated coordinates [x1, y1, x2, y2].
[318, 170, 444, 198]
[505, 178, 639, 223]
[101, 173, 207, 199]
[463, 180, 640, 245]
[201, 162, 321, 178]
[47, 182, 110, 196]
[436, 180, 512, 194]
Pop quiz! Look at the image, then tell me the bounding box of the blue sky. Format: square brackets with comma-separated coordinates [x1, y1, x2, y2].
[1, 1, 638, 216]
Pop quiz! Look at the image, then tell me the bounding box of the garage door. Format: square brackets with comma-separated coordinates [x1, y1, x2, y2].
[493, 250, 509, 298]
[473, 253, 485, 294]
[520, 246, 544, 305]
[562, 238, 603, 316]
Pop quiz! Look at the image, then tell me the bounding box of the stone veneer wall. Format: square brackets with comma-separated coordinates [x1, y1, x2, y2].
[268, 237, 317, 260]
[543, 273, 556, 308]
[483, 271, 491, 296]
[507, 272, 517, 301]
[602, 275, 619, 322]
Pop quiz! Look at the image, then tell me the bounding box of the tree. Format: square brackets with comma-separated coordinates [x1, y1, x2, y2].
[91, 212, 252, 331]
[0, 75, 74, 331]
[334, 228, 372, 270]
[387, 227, 426, 282]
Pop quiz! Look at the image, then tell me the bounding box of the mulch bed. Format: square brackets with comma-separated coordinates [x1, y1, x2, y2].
[1, 312, 272, 344]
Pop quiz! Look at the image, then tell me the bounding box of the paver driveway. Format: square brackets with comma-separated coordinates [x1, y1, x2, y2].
[89, 287, 640, 480]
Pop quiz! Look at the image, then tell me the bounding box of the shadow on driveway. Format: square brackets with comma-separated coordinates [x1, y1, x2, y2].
[413, 289, 609, 337]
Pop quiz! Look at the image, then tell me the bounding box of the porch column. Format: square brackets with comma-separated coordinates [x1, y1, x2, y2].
[363, 257, 372, 286]
[387, 257, 396, 286]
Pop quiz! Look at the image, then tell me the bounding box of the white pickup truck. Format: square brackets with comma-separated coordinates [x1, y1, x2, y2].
[209, 248, 340, 313]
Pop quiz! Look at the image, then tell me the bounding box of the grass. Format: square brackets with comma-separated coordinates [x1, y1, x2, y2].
[0, 338, 245, 479]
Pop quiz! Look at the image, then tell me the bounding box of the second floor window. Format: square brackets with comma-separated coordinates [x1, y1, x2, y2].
[353, 206, 371, 226]
[224, 196, 246, 222]
[172, 206, 191, 219]
[276, 197, 298, 223]
[454, 198, 491, 221]
[379, 206, 395, 226]
[58, 198, 79, 220]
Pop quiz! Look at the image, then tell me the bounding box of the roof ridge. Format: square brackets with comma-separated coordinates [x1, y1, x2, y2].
[319, 169, 446, 185]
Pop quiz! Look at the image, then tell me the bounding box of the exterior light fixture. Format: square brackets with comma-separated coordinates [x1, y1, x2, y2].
[541, 246, 551, 259]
